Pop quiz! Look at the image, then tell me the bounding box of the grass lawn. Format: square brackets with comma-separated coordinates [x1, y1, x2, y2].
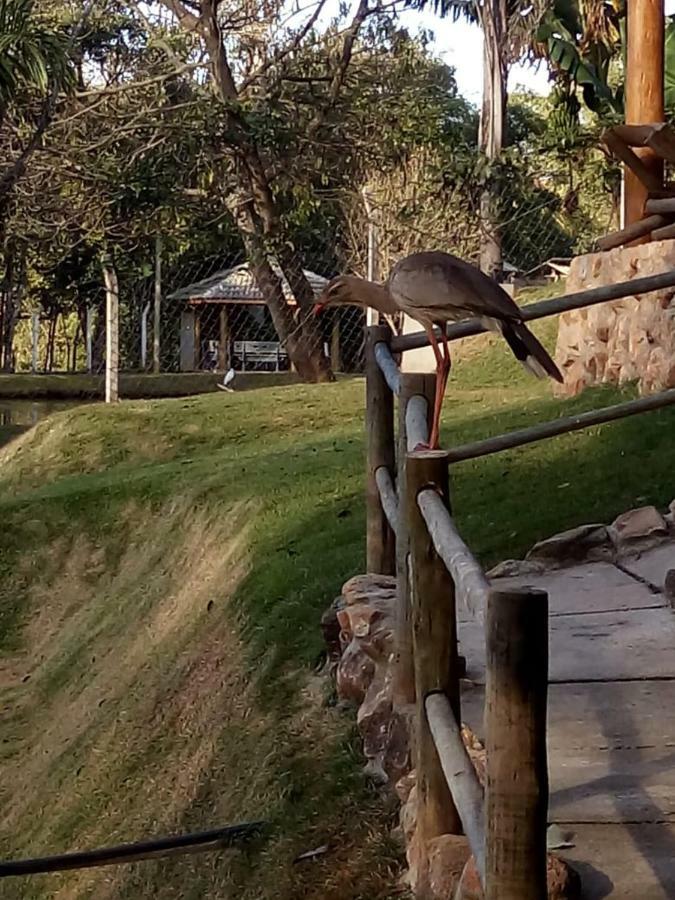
[1, 318, 674, 899]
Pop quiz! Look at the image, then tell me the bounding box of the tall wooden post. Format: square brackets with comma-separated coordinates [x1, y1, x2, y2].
[218, 307, 230, 371]
[394, 373, 436, 707]
[102, 257, 119, 403]
[624, 0, 665, 226]
[407, 449, 462, 877]
[153, 234, 162, 374]
[365, 324, 396, 574]
[485, 588, 549, 900]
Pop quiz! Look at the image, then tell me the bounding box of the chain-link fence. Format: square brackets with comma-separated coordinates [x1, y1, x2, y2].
[6, 156, 618, 384]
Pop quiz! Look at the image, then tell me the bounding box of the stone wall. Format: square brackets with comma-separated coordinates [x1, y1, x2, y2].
[554, 239, 675, 396]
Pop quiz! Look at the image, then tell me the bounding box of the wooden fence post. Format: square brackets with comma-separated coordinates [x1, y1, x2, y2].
[366, 324, 396, 574]
[394, 373, 435, 706]
[485, 587, 549, 900]
[407, 450, 462, 863]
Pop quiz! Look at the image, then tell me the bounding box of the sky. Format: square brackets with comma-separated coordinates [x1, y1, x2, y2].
[394, 1, 675, 103]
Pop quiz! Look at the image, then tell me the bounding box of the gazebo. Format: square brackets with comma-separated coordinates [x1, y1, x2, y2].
[167, 263, 332, 372]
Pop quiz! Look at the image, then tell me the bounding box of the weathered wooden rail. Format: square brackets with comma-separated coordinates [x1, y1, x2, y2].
[365, 267, 675, 898]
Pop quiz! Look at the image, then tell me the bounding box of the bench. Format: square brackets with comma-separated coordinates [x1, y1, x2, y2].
[233, 340, 288, 372]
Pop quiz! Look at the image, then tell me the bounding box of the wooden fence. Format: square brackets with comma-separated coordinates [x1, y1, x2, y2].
[365, 267, 675, 899]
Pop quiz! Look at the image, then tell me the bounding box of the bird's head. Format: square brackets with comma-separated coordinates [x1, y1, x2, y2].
[313, 276, 362, 315]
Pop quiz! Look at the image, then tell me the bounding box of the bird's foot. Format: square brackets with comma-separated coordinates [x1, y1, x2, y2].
[413, 442, 429, 452]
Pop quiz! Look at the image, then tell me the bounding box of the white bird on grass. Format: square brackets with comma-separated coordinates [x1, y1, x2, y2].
[314, 250, 563, 450]
[217, 368, 236, 392]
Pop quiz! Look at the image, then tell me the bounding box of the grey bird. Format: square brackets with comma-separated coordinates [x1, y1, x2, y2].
[315, 250, 562, 449]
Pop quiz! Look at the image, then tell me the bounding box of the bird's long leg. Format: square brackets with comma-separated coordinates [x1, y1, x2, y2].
[416, 324, 446, 451]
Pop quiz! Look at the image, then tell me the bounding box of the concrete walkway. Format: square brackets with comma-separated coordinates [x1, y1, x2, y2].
[459, 543, 675, 899]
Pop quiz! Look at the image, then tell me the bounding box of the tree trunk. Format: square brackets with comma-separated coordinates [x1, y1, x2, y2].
[188, 4, 334, 383]
[1, 248, 25, 372]
[228, 185, 333, 382]
[478, 1, 508, 280]
[45, 314, 57, 372]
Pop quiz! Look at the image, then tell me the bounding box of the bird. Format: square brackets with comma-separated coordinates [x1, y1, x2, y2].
[217, 367, 236, 392]
[314, 250, 563, 450]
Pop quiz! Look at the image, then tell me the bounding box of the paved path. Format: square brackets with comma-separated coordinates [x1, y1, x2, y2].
[458, 543, 675, 899]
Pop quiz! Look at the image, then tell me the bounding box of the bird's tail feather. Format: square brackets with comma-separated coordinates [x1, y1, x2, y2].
[500, 321, 563, 383]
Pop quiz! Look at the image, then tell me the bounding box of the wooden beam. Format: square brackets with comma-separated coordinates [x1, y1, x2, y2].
[624, 0, 665, 225]
[602, 130, 663, 193]
[394, 374, 435, 707]
[597, 213, 668, 251]
[365, 325, 396, 575]
[407, 450, 462, 857]
[417, 488, 490, 624]
[218, 307, 230, 371]
[374, 466, 399, 536]
[405, 394, 431, 450]
[645, 197, 675, 214]
[425, 692, 485, 885]
[373, 340, 401, 395]
[650, 221, 675, 241]
[390, 267, 675, 353]
[444, 387, 675, 463]
[485, 588, 549, 900]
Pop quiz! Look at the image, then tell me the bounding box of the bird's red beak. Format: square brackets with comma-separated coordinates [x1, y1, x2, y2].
[313, 302, 325, 315]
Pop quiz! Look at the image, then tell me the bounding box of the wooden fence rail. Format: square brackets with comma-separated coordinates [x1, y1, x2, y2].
[367, 267, 675, 896]
[390, 266, 675, 353]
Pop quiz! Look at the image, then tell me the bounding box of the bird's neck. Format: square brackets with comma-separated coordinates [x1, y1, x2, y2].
[348, 278, 399, 316]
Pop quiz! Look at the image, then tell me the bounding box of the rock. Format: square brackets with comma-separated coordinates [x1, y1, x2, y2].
[337, 600, 395, 663]
[320, 597, 344, 665]
[357, 675, 393, 758]
[400, 782, 418, 845]
[427, 835, 471, 900]
[456, 853, 581, 899]
[396, 770, 416, 804]
[526, 524, 614, 566]
[487, 558, 545, 579]
[342, 573, 397, 606]
[554, 242, 675, 398]
[461, 725, 486, 787]
[335, 640, 375, 704]
[363, 758, 388, 785]
[611, 505, 668, 554]
[357, 672, 410, 782]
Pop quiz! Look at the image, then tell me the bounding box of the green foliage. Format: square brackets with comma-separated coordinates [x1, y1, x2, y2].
[0, 0, 73, 106]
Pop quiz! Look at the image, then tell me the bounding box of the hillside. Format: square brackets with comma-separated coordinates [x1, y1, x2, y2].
[2, 327, 675, 899]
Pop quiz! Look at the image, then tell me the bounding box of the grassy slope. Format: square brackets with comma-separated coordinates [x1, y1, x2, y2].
[2, 319, 675, 898]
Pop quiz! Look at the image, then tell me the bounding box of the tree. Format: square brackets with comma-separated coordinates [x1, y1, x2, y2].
[0, 0, 77, 370]
[406, 0, 547, 277]
[124, 0, 395, 382]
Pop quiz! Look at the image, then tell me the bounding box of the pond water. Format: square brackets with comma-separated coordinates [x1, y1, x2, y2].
[0, 399, 82, 449]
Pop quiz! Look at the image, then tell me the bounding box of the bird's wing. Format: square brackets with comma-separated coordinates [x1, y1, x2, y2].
[388, 251, 522, 322]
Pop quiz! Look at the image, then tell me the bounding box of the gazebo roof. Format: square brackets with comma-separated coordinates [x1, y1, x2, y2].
[167, 262, 330, 305]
